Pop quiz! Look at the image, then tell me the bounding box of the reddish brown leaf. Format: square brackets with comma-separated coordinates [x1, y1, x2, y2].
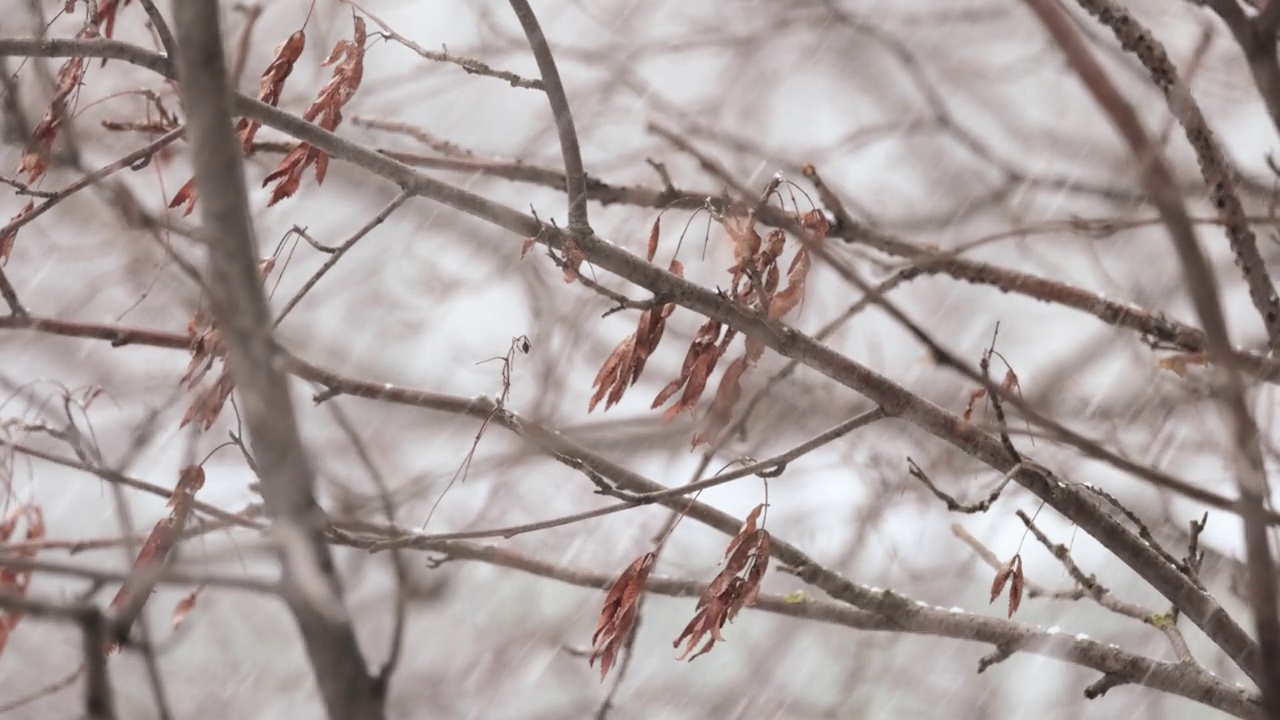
[989, 557, 1014, 604]
[168, 177, 199, 217]
[170, 584, 206, 630]
[693, 355, 750, 447]
[1158, 352, 1208, 378]
[962, 387, 987, 422]
[989, 554, 1024, 617]
[768, 247, 810, 319]
[19, 28, 92, 183]
[264, 16, 364, 204]
[168, 466, 206, 509]
[674, 506, 770, 661]
[590, 552, 655, 680]
[0, 504, 43, 660]
[646, 217, 661, 262]
[1008, 555, 1025, 618]
[238, 30, 306, 153]
[97, 0, 129, 40]
[801, 208, 830, 240]
[180, 370, 235, 430]
[653, 320, 722, 411]
[1, 200, 35, 263]
[589, 335, 634, 413]
[561, 237, 585, 282]
[520, 236, 537, 259]
[1001, 368, 1020, 394]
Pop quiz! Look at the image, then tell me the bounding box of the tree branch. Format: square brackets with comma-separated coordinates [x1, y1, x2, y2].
[166, 3, 383, 717]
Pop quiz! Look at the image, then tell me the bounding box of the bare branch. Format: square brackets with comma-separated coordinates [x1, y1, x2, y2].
[167, 3, 382, 717]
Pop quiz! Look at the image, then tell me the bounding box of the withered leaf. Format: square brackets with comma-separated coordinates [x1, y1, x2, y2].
[989, 554, 1024, 618]
[693, 355, 750, 447]
[653, 319, 722, 411]
[171, 584, 206, 630]
[589, 334, 635, 413]
[265, 16, 365, 204]
[169, 177, 199, 217]
[1158, 352, 1209, 378]
[646, 217, 661, 262]
[238, 29, 306, 154]
[674, 506, 770, 662]
[19, 27, 92, 183]
[0, 505, 44, 660]
[962, 387, 987, 422]
[768, 247, 810, 319]
[590, 552, 655, 680]
[801, 208, 830, 240]
[168, 465, 206, 508]
[180, 369, 236, 430]
[561, 237, 585, 282]
[1, 200, 35, 263]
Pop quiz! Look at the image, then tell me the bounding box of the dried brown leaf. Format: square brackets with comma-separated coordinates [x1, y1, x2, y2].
[693, 355, 749, 447]
[590, 552, 655, 680]
[561, 237, 585, 282]
[653, 320, 722, 410]
[589, 335, 634, 413]
[801, 208, 830, 240]
[520, 236, 537, 259]
[989, 556, 1014, 605]
[646, 217, 661, 262]
[1, 200, 35, 263]
[962, 387, 987, 422]
[180, 370, 235, 430]
[1008, 556, 1025, 618]
[674, 509, 770, 662]
[168, 465, 206, 509]
[0, 505, 43, 660]
[170, 584, 206, 630]
[1158, 352, 1209, 378]
[768, 247, 810, 319]
[108, 514, 180, 614]
[238, 29, 306, 154]
[168, 177, 199, 217]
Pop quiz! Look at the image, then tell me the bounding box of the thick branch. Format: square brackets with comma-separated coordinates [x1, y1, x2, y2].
[1024, 0, 1277, 702]
[166, 4, 382, 718]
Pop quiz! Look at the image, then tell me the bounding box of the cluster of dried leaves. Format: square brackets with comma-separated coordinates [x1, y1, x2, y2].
[990, 553, 1025, 618]
[105, 465, 206, 653]
[4, 23, 97, 262]
[587, 208, 823, 446]
[179, 256, 276, 429]
[262, 15, 365, 206]
[673, 503, 771, 660]
[589, 504, 771, 680]
[589, 551, 655, 679]
[0, 504, 45, 660]
[170, 14, 366, 214]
